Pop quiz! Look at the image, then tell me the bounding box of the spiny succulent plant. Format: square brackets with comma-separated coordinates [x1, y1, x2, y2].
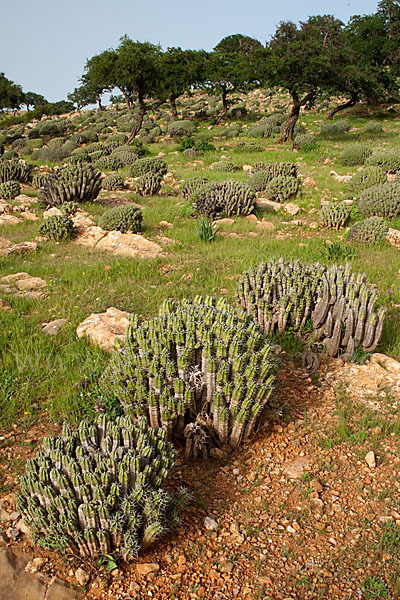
[133, 173, 162, 197]
[211, 161, 239, 173]
[192, 181, 256, 218]
[99, 205, 143, 233]
[237, 259, 386, 361]
[365, 150, 400, 173]
[32, 173, 50, 189]
[340, 144, 372, 166]
[263, 175, 301, 203]
[345, 166, 387, 196]
[249, 170, 272, 192]
[129, 158, 167, 178]
[101, 297, 277, 459]
[111, 149, 138, 166]
[16, 414, 188, 559]
[319, 202, 352, 229]
[357, 182, 400, 219]
[250, 162, 297, 179]
[180, 177, 209, 200]
[40, 164, 102, 207]
[94, 155, 124, 172]
[39, 215, 75, 241]
[348, 216, 388, 245]
[0, 157, 32, 184]
[102, 174, 125, 191]
[0, 180, 21, 201]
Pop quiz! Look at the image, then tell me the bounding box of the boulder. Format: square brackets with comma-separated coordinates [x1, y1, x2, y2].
[77, 307, 131, 352]
[41, 319, 68, 335]
[0, 237, 37, 257]
[386, 228, 400, 250]
[0, 273, 47, 299]
[284, 203, 300, 216]
[256, 198, 281, 211]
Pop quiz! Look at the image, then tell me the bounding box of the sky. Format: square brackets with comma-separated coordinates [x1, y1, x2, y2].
[1, 0, 380, 102]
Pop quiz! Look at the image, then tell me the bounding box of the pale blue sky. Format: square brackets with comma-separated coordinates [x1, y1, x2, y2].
[1, 0, 380, 102]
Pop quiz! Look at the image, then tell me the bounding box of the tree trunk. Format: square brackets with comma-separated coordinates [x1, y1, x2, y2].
[328, 94, 358, 120]
[215, 88, 229, 125]
[121, 90, 133, 110]
[127, 93, 146, 142]
[170, 93, 178, 118]
[97, 95, 104, 111]
[278, 91, 316, 143]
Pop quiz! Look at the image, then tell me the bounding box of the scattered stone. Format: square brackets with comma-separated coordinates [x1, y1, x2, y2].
[256, 198, 281, 211]
[365, 451, 377, 468]
[43, 207, 62, 218]
[136, 563, 160, 576]
[245, 214, 258, 222]
[204, 516, 218, 531]
[159, 220, 173, 228]
[77, 307, 131, 353]
[217, 218, 235, 225]
[303, 177, 318, 188]
[386, 228, 400, 250]
[284, 203, 300, 216]
[0, 273, 48, 299]
[282, 456, 310, 479]
[0, 214, 22, 225]
[0, 238, 37, 257]
[41, 319, 68, 335]
[75, 567, 90, 586]
[256, 220, 276, 232]
[219, 561, 234, 573]
[330, 170, 352, 183]
[242, 164, 252, 172]
[25, 557, 47, 574]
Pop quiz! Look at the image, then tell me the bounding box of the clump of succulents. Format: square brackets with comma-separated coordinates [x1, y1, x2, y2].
[16, 414, 188, 559]
[365, 150, 400, 173]
[99, 205, 143, 233]
[345, 166, 387, 196]
[237, 258, 386, 360]
[32, 173, 49, 189]
[133, 173, 162, 197]
[357, 182, 400, 219]
[0, 157, 32, 183]
[348, 216, 388, 245]
[0, 180, 21, 201]
[264, 175, 301, 203]
[94, 155, 124, 171]
[192, 181, 256, 218]
[40, 164, 102, 207]
[319, 202, 352, 229]
[292, 134, 317, 151]
[180, 177, 209, 200]
[248, 170, 272, 193]
[234, 141, 264, 153]
[130, 158, 167, 178]
[60, 201, 79, 217]
[101, 297, 277, 459]
[250, 162, 297, 179]
[111, 149, 138, 166]
[211, 161, 239, 173]
[102, 174, 125, 191]
[340, 145, 373, 166]
[39, 215, 75, 241]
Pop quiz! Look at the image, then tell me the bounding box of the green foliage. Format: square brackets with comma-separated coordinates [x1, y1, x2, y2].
[196, 217, 219, 242]
[0, 72, 24, 110]
[264, 175, 301, 202]
[39, 215, 75, 241]
[99, 205, 143, 233]
[133, 173, 162, 196]
[192, 180, 256, 217]
[292, 133, 317, 151]
[101, 297, 277, 458]
[349, 216, 388, 244]
[60, 201, 79, 217]
[0, 157, 32, 183]
[168, 120, 193, 134]
[358, 182, 400, 218]
[345, 166, 387, 195]
[234, 141, 264, 153]
[211, 160, 239, 172]
[247, 123, 273, 138]
[363, 122, 383, 135]
[250, 161, 297, 178]
[40, 164, 102, 207]
[129, 157, 167, 177]
[320, 119, 350, 136]
[102, 174, 124, 191]
[318, 241, 357, 261]
[319, 202, 352, 229]
[238, 258, 386, 359]
[365, 149, 400, 172]
[0, 180, 21, 200]
[16, 414, 188, 559]
[340, 144, 373, 166]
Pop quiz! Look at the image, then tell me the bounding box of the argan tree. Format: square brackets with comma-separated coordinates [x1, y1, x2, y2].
[0, 73, 24, 111]
[267, 16, 348, 142]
